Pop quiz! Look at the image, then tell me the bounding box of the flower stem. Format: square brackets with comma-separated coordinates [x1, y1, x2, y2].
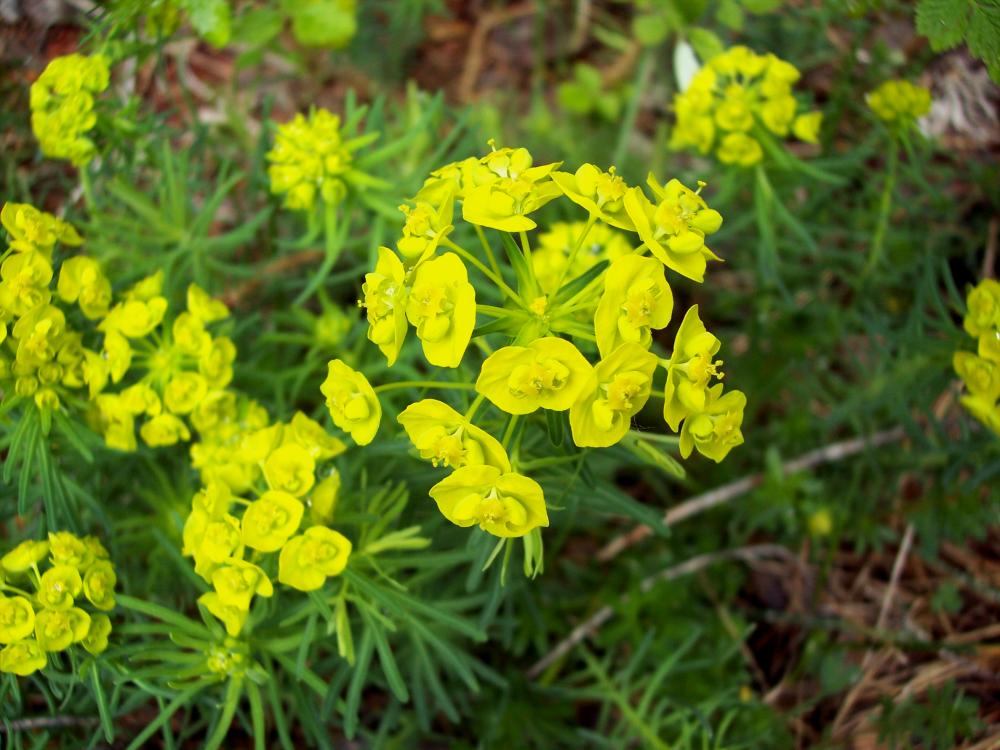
[374, 381, 476, 393]
[553, 214, 597, 291]
[865, 143, 899, 275]
[475, 224, 503, 278]
[442, 238, 528, 310]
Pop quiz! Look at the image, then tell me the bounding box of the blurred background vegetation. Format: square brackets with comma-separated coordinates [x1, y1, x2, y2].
[1, 0, 998, 747]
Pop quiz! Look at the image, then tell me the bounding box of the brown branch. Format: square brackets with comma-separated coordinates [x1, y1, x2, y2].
[458, 3, 537, 103]
[526, 544, 796, 679]
[982, 216, 998, 280]
[597, 426, 907, 563]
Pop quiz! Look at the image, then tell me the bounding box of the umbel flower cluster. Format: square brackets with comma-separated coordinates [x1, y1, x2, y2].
[329, 141, 747, 541]
[0, 203, 105, 412]
[30, 53, 110, 166]
[669, 45, 822, 167]
[954, 279, 1000, 436]
[1, 533, 116, 676]
[266, 107, 378, 212]
[867, 79, 932, 130]
[183, 410, 352, 636]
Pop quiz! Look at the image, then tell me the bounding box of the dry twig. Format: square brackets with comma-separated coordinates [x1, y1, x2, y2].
[597, 427, 907, 562]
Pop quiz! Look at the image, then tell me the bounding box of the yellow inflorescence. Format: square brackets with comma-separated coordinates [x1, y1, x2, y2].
[669, 46, 822, 167]
[348, 141, 747, 540]
[267, 108, 368, 211]
[866, 80, 932, 128]
[954, 279, 1000, 435]
[30, 53, 110, 166]
[0, 532, 117, 676]
[184, 411, 352, 636]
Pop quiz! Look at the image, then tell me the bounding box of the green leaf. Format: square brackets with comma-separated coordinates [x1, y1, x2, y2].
[915, 0, 971, 51]
[743, 0, 784, 13]
[632, 12, 672, 46]
[231, 7, 285, 47]
[716, 0, 745, 30]
[967, 4, 1000, 82]
[183, 0, 232, 47]
[556, 82, 594, 114]
[688, 27, 723, 62]
[288, 0, 357, 48]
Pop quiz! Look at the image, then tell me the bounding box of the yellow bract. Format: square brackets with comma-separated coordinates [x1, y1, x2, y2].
[429, 465, 548, 538]
[406, 253, 476, 368]
[594, 255, 673, 358]
[242, 491, 306, 552]
[624, 176, 722, 283]
[867, 80, 932, 127]
[461, 143, 562, 231]
[30, 53, 110, 166]
[570, 343, 658, 448]
[551, 164, 634, 230]
[955, 280, 1000, 436]
[321, 359, 382, 445]
[476, 337, 593, 415]
[679, 385, 747, 463]
[662, 305, 725, 431]
[278, 526, 352, 591]
[398, 399, 511, 471]
[362, 247, 409, 366]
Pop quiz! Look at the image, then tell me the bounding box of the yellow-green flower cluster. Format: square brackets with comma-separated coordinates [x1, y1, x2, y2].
[92, 277, 236, 451]
[0, 532, 116, 677]
[30, 53, 110, 166]
[867, 80, 932, 130]
[0, 202, 109, 412]
[353, 143, 747, 540]
[267, 107, 373, 211]
[183, 411, 351, 635]
[669, 46, 822, 167]
[954, 279, 1000, 435]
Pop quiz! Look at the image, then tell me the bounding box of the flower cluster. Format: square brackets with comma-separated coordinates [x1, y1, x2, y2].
[183, 411, 352, 635]
[0, 203, 108, 412]
[0, 532, 116, 676]
[350, 142, 746, 540]
[954, 279, 1000, 435]
[267, 107, 372, 211]
[866, 80, 932, 131]
[30, 53, 110, 166]
[92, 276, 236, 451]
[669, 46, 822, 167]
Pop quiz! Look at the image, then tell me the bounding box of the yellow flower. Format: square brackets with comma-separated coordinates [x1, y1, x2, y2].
[187, 283, 229, 324]
[461, 143, 562, 231]
[398, 399, 511, 471]
[320, 359, 382, 445]
[83, 561, 117, 611]
[623, 176, 723, 283]
[717, 133, 763, 167]
[428, 465, 548, 538]
[34, 607, 91, 652]
[13, 304, 66, 368]
[124, 270, 164, 301]
[163, 372, 209, 414]
[759, 95, 797, 136]
[81, 613, 112, 655]
[963, 279, 1000, 338]
[0, 251, 53, 316]
[792, 112, 823, 144]
[663, 305, 725, 431]
[406, 253, 476, 368]
[30, 53, 109, 166]
[212, 559, 273, 611]
[103, 330, 132, 382]
[593, 255, 673, 358]
[679, 385, 746, 463]
[310, 473, 341, 525]
[199, 336, 236, 388]
[550, 164, 634, 230]
[0, 638, 47, 676]
[242, 490, 305, 552]
[140, 413, 191, 447]
[121, 383, 162, 417]
[362, 247, 409, 366]
[100, 297, 168, 338]
[57, 256, 111, 319]
[172, 313, 211, 357]
[198, 592, 247, 637]
[1, 540, 49, 574]
[476, 337, 593, 415]
[867, 80, 932, 127]
[286, 411, 346, 461]
[278, 526, 352, 591]
[396, 197, 455, 264]
[570, 343, 658, 448]
[959, 394, 1000, 436]
[0, 597, 35, 643]
[1, 202, 81, 253]
[954, 352, 1000, 402]
[36, 565, 82, 610]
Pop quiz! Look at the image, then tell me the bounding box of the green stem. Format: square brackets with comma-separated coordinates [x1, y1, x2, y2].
[442, 238, 527, 309]
[476, 304, 517, 317]
[79, 167, 96, 212]
[866, 144, 899, 275]
[553, 214, 597, 291]
[475, 224, 503, 278]
[374, 380, 476, 393]
[612, 48, 654, 169]
[464, 393, 486, 421]
[502, 415, 520, 450]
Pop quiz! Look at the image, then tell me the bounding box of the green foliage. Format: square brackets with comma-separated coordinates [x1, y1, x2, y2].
[875, 682, 985, 749]
[916, 0, 1000, 82]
